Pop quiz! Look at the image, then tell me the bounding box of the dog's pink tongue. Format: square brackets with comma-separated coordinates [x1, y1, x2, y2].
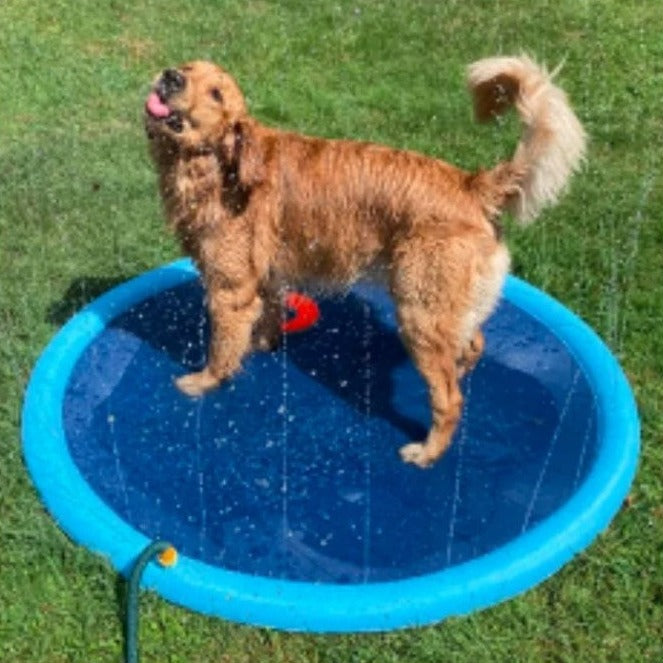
[146, 92, 171, 118]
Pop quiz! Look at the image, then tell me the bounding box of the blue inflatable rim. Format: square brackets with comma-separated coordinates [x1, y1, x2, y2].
[22, 258, 639, 632]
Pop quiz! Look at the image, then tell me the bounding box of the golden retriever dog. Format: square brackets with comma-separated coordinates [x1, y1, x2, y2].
[145, 55, 586, 468]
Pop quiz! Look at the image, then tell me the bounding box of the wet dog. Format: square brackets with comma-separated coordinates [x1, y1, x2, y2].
[145, 55, 586, 467]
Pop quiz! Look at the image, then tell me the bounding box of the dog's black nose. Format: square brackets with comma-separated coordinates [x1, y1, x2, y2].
[157, 68, 185, 100]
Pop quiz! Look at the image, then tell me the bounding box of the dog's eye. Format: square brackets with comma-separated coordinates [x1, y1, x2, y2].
[210, 88, 223, 102]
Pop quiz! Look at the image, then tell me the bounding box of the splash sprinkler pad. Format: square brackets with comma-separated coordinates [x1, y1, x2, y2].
[23, 259, 638, 632]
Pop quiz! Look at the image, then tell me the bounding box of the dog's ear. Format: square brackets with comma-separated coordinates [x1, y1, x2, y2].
[218, 121, 265, 215]
[219, 120, 265, 188]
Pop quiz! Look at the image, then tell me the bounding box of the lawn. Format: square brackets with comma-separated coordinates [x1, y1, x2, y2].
[1, 1, 662, 661]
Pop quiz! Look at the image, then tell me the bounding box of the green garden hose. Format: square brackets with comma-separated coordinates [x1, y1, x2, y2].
[125, 540, 178, 663]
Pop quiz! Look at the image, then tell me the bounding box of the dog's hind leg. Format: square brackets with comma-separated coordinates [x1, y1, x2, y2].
[456, 242, 509, 379]
[391, 232, 506, 467]
[389, 234, 467, 468]
[457, 328, 485, 378]
[395, 302, 465, 469]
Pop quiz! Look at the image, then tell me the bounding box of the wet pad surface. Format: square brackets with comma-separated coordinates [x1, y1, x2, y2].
[63, 279, 597, 583]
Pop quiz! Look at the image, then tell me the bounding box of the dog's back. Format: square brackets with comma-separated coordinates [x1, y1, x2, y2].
[268, 131, 489, 285]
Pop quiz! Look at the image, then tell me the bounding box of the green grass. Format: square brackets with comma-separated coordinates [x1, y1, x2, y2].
[1, 1, 662, 661]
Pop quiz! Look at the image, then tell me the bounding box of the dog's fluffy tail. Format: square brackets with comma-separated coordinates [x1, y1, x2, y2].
[467, 55, 586, 224]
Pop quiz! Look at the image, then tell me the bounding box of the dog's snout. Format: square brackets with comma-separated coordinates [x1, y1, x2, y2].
[163, 68, 185, 90]
[157, 68, 185, 99]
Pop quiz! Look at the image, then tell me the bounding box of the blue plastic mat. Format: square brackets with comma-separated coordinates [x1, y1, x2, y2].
[23, 259, 639, 631]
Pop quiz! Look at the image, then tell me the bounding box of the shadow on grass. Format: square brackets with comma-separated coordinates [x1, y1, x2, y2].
[47, 276, 136, 326]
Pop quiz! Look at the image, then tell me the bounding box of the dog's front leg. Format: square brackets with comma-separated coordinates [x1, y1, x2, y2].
[251, 281, 283, 352]
[176, 281, 262, 397]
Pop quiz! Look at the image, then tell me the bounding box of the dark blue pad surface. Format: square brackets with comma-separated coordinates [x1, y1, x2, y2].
[63, 280, 597, 584]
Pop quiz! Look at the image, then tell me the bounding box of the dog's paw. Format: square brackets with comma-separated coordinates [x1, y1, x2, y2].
[399, 442, 435, 469]
[175, 370, 221, 397]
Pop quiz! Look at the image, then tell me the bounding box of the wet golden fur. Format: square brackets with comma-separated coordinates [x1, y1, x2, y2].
[145, 56, 586, 467]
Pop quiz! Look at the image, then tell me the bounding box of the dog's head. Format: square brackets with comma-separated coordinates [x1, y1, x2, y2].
[145, 61, 248, 155]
